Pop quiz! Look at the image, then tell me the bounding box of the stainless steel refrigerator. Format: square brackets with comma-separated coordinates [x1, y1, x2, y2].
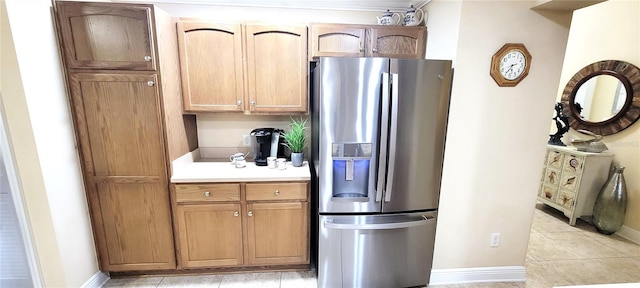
[311, 57, 453, 288]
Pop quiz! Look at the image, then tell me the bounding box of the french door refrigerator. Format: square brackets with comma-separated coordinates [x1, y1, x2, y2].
[311, 57, 453, 288]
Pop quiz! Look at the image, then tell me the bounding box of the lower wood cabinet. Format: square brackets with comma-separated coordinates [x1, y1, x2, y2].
[176, 203, 244, 268]
[173, 182, 309, 269]
[246, 202, 309, 265]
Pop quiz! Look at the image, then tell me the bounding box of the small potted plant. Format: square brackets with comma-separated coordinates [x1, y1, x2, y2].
[282, 117, 308, 167]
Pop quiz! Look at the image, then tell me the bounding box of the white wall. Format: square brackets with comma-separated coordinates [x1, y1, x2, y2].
[424, 0, 461, 63]
[1, 0, 99, 286]
[557, 0, 640, 234]
[429, 0, 570, 268]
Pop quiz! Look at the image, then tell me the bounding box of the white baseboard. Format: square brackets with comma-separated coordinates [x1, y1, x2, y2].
[616, 225, 640, 245]
[430, 266, 526, 285]
[81, 271, 109, 288]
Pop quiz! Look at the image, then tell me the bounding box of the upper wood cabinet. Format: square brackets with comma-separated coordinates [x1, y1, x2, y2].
[310, 24, 427, 60]
[57, 2, 156, 70]
[177, 22, 244, 112]
[245, 25, 308, 113]
[176, 21, 308, 114]
[309, 24, 367, 58]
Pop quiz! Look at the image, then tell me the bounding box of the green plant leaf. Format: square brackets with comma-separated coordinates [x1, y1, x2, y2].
[282, 117, 308, 153]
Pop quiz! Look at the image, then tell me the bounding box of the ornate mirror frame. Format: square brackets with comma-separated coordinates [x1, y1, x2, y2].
[561, 60, 640, 136]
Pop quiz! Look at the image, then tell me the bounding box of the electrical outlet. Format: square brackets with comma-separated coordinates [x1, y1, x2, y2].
[243, 135, 251, 147]
[490, 233, 501, 247]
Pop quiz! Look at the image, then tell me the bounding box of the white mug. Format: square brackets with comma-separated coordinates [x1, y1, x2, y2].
[235, 159, 247, 168]
[267, 157, 277, 169]
[229, 152, 245, 164]
[276, 158, 286, 170]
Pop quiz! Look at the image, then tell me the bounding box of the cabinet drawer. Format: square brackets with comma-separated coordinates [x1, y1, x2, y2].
[543, 167, 561, 187]
[563, 154, 584, 173]
[246, 182, 308, 201]
[175, 184, 240, 203]
[546, 150, 564, 169]
[559, 173, 580, 192]
[556, 190, 575, 210]
[540, 185, 558, 202]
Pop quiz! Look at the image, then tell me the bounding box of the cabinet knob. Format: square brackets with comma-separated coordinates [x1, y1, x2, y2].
[274, 190, 280, 196]
[250, 101, 256, 106]
[234, 211, 239, 217]
[248, 211, 253, 217]
[144, 55, 152, 62]
[359, 42, 364, 52]
[204, 191, 210, 197]
[147, 80, 154, 87]
[372, 47, 378, 53]
[237, 100, 242, 106]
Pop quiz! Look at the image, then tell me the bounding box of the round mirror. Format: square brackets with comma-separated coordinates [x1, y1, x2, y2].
[561, 60, 640, 136]
[572, 74, 628, 122]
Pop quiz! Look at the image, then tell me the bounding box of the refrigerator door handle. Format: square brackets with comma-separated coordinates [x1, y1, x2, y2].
[384, 73, 399, 202]
[324, 215, 434, 230]
[376, 73, 391, 202]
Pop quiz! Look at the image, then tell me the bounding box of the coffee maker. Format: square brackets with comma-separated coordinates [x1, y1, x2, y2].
[250, 128, 287, 166]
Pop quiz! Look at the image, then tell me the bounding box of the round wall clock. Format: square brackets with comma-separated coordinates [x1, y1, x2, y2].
[490, 43, 532, 87]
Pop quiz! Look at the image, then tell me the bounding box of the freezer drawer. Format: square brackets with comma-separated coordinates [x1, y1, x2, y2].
[318, 212, 437, 288]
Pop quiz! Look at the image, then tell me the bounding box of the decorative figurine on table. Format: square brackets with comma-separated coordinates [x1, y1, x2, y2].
[548, 102, 570, 146]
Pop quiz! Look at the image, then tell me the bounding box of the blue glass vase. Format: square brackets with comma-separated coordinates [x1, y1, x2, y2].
[592, 166, 628, 235]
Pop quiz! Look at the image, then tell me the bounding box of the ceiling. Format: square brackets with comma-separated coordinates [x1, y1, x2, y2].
[116, 0, 605, 13]
[530, 0, 607, 11]
[115, 0, 432, 12]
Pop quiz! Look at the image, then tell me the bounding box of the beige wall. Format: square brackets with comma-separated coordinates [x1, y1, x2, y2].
[557, 0, 640, 232]
[1, 0, 99, 286]
[428, 0, 570, 268]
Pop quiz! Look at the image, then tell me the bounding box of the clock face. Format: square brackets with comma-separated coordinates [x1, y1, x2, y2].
[499, 50, 527, 80]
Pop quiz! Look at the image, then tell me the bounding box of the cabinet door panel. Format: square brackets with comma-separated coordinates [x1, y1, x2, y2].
[310, 24, 366, 58]
[176, 204, 243, 268]
[246, 202, 308, 265]
[57, 2, 155, 70]
[97, 182, 175, 270]
[177, 22, 244, 112]
[369, 27, 426, 59]
[70, 73, 165, 177]
[245, 25, 308, 113]
[69, 73, 174, 271]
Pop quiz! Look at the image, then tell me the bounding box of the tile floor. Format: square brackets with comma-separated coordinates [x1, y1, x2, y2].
[104, 203, 640, 288]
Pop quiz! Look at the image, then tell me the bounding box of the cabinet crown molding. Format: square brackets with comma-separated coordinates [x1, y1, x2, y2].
[113, 0, 430, 12]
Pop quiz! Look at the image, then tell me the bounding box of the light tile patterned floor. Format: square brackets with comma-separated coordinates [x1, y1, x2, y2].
[104, 204, 640, 288]
[104, 271, 317, 288]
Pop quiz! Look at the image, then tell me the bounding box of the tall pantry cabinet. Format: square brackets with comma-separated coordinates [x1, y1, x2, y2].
[54, 1, 197, 271]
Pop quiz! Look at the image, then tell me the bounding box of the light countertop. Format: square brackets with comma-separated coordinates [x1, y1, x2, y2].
[171, 149, 311, 183]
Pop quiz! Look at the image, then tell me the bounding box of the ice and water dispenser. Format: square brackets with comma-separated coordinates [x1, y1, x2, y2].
[331, 143, 373, 199]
